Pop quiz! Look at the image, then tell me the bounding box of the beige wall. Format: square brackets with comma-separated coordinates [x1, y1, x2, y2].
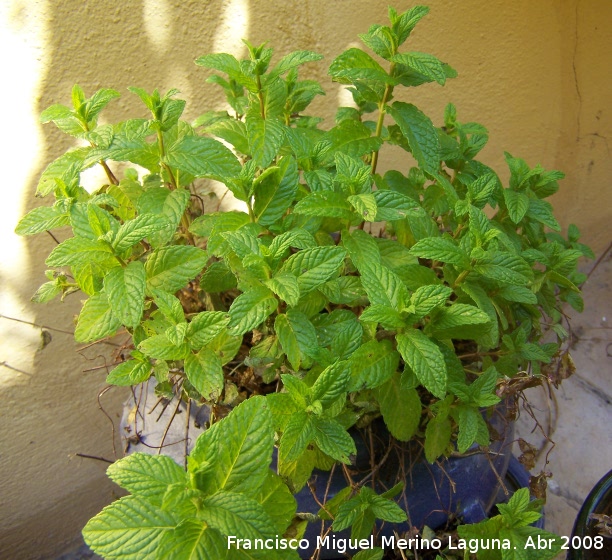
[0, 1, 609, 557]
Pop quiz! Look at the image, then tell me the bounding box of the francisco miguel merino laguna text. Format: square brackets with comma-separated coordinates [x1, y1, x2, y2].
[227, 534, 523, 555]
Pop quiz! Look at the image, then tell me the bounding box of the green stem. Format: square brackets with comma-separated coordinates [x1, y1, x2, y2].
[453, 269, 471, 288]
[371, 62, 396, 175]
[157, 129, 179, 189]
[157, 128, 195, 245]
[246, 198, 255, 222]
[100, 160, 119, 185]
[257, 75, 265, 119]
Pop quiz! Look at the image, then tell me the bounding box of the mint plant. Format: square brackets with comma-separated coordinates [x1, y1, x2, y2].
[457, 488, 562, 560]
[17, 5, 592, 558]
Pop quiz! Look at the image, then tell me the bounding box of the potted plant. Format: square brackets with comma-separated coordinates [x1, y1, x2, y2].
[17, 5, 592, 559]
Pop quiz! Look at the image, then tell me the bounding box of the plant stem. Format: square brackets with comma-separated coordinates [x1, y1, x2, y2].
[457, 350, 505, 360]
[156, 128, 196, 244]
[246, 198, 255, 222]
[100, 160, 119, 185]
[371, 62, 396, 175]
[453, 269, 470, 288]
[257, 75, 265, 119]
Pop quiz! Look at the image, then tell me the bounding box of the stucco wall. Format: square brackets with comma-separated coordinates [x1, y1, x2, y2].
[0, 1, 609, 557]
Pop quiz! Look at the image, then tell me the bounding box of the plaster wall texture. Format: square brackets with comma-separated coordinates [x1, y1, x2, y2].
[0, 0, 609, 558]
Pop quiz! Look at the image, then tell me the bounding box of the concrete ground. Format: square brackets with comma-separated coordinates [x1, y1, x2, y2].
[55, 250, 612, 559]
[515, 249, 612, 539]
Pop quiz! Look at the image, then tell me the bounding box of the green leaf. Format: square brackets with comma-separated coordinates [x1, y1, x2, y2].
[40, 103, 83, 135]
[372, 190, 424, 221]
[354, 549, 384, 560]
[496, 285, 537, 305]
[136, 189, 191, 247]
[73, 261, 114, 295]
[456, 405, 486, 452]
[474, 253, 533, 285]
[316, 120, 383, 162]
[75, 292, 122, 342]
[86, 120, 159, 171]
[151, 288, 185, 324]
[200, 261, 237, 293]
[359, 262, 409, 311]
[424, 414, 452, 463]
[409, 284, 453, 317]
[362, 486, 407, 523]
[359, 24, 397, 60]
[461, 281, 499, 349]
[145, 246, 208, 293]
[396, 329, 447, 398]
[164, 135, 241, 181]
[15, 206, 70, 235]
[329, 47, 392, 86]
[468, 173, 498, 204]
[246, 112, 286, 169]
[256, 471, 297, 533]
[185, 348, 224, 400]
[269, 50, 323, 78]
[139, 334, 190, 360]
[348, 193, 377, 221]
[293, 191, 354, 220]
[349, 339, 399, 391]
[253, 156, 299, 226]
[107, 453, 186, 505]
[265, 273, 300, 307]
[268, 229, 316, 260]
[106, 359, 151, 386]
[104, 260, 146, 328]
[342, 228, 381, 269]
[387, 102, 440, 173]
[46, 237, 114, 267]
[310, 360, 351, 406]
[209, 331, 242, 365]
[429, 303, 491, 339]
[410, 236, 470, 267]
[313, 417, 356, 464]
[281, 246, 347, 294]
[527, 198, 561, 231]
[200, 491, 277, 541]
[275, 311, 317, 371]
[279, 411, 314, 462]
[31, 279, 62, 303]
[36, 149, 88, 197]
[206, 117, 250, 156]
[165, 322, 187, 346]
[190, 210, 250, 239]
[83, 495, 178, 558]
[196, 52, 259, 92]
[391, 5, 429, 45]
[222, 229, 260, 258]
[393, 52, 447, 85]
[504, 189, 530, 223]
[359, 304, 405, 329]
[186, 311, 230, 350]
[84, 88, 121, 123]
[375, 373, 421, 441]
[158, 522, 227, 560]
[189, 396, 273, 495]
[227, 286, 278, 336]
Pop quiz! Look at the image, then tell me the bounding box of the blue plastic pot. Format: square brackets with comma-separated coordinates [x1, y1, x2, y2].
[292, 403, 516, 559]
